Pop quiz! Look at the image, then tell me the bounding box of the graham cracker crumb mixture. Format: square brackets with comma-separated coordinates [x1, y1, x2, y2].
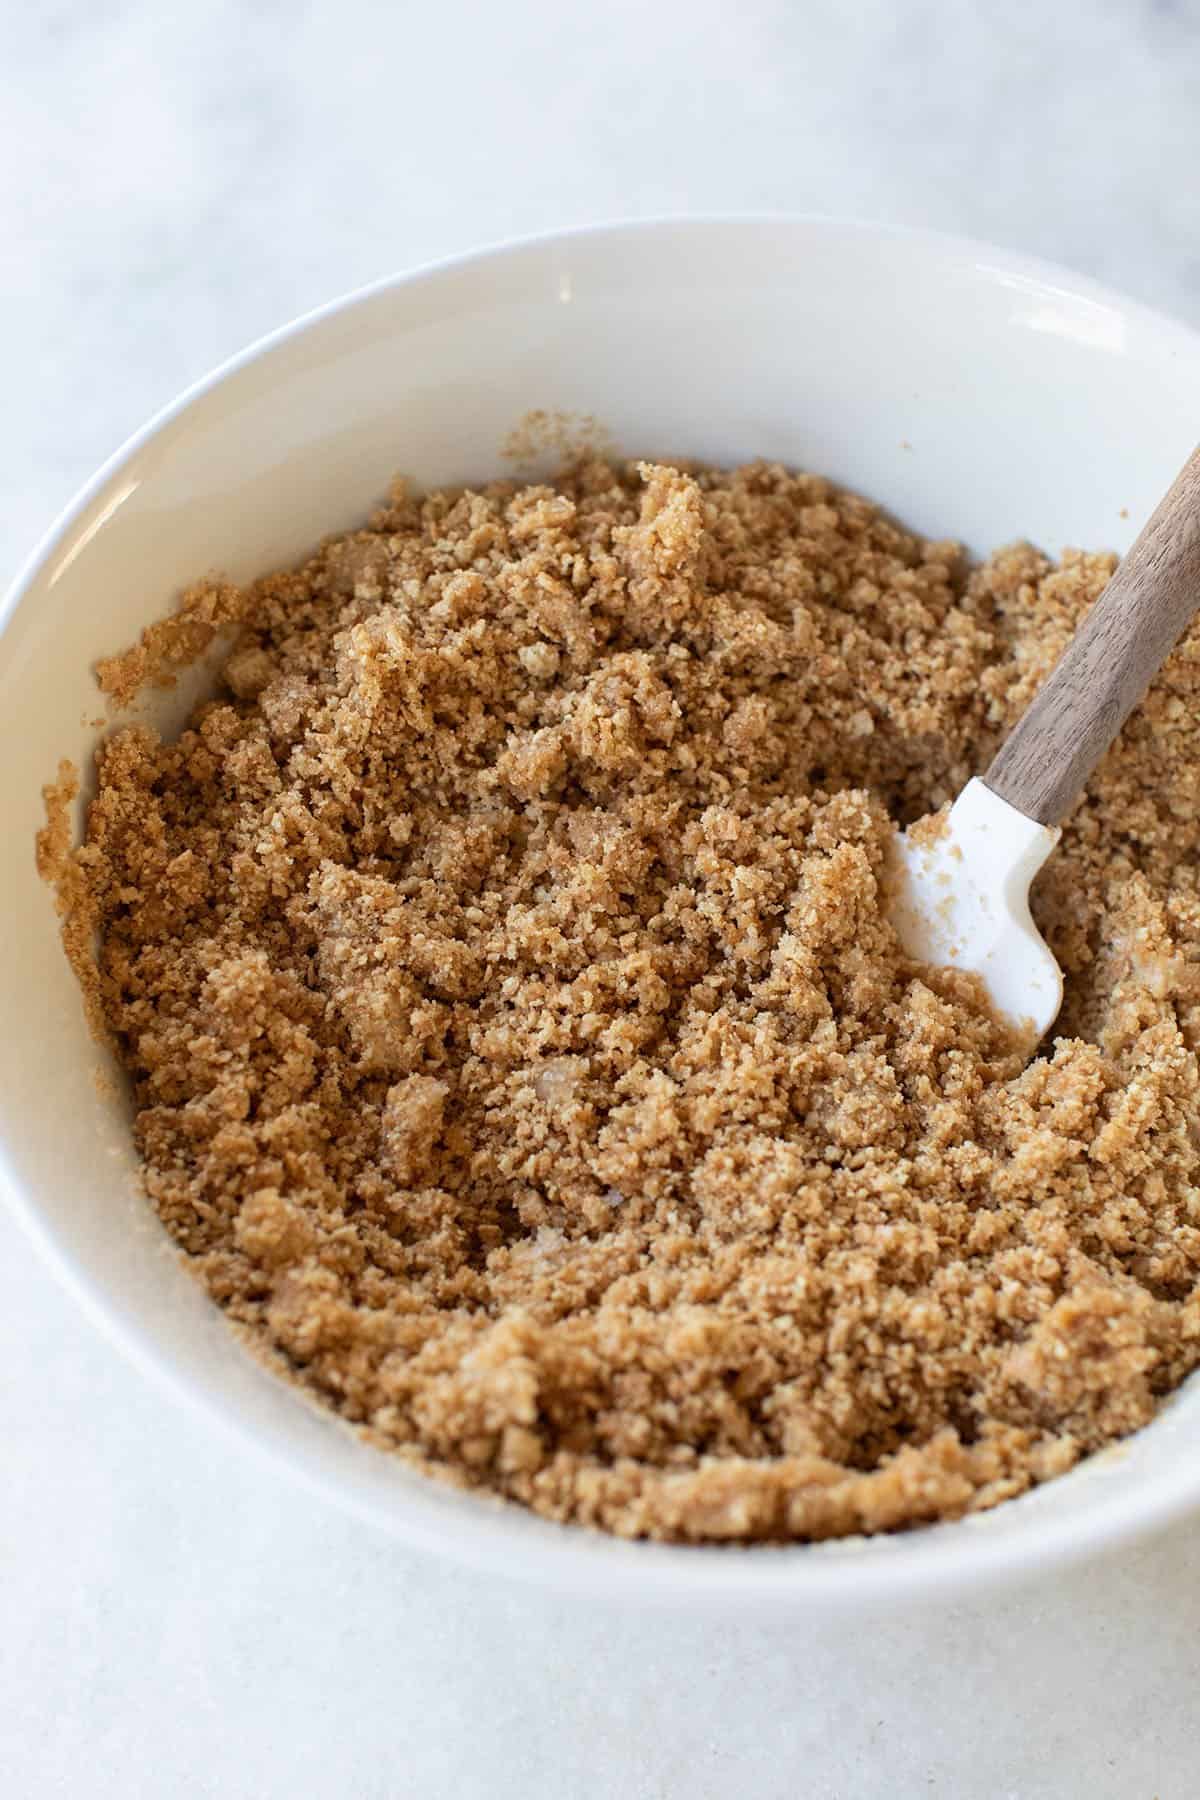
[43, 459, 1200, 1543]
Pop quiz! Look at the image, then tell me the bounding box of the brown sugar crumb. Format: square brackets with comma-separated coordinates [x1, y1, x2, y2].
[37, 759, 109, 1045]
[95, 579, 248, 706]
[43, 456, 1200, 1543]
[500, 408, 614, 468]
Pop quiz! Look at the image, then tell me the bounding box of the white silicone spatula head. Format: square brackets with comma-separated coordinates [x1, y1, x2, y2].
[890, 779, 1061, 1039]
[889, 445, 1200, 1041]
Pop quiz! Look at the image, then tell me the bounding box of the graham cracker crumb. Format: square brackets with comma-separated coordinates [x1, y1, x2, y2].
[95, 579, 248, 707]
[36, 759, 110, 1046]
[501, 409, 614, 468]
[41, 456, 1200, 1544]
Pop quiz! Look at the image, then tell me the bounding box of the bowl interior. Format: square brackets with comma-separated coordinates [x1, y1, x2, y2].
[6, 219, 1200, 1607]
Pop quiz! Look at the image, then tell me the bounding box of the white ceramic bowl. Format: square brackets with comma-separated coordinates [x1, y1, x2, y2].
[6, 219, 1200, 1612]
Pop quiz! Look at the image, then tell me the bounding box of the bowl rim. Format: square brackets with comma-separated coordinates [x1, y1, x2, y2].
[8, 213, 1200, 1612]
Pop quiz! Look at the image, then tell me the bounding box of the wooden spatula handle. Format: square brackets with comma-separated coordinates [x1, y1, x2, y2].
[984, 445, 1200, 827]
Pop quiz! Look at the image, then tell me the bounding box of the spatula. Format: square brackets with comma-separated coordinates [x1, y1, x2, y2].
[890, 446, 1200, 1042]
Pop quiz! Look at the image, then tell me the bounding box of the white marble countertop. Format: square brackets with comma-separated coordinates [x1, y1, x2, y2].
[6, 4, 1200, 1793]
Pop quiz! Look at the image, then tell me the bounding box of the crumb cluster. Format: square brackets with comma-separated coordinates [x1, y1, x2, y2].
[42, 458, 1200, 1542]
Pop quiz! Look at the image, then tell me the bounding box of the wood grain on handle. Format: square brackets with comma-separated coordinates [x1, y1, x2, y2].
[984, 446, 1200, 827]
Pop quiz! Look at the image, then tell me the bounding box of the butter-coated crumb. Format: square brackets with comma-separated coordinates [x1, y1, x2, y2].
[40, 458, 1200, 1542]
